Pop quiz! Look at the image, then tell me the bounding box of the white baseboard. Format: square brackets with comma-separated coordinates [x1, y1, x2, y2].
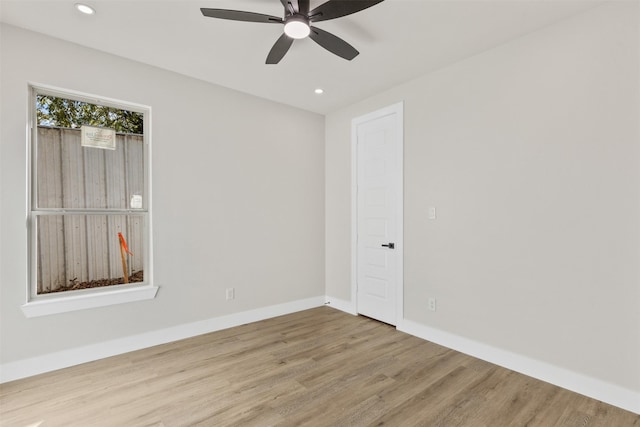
[398, 319, 640, 415]
[324, 296, 356, 315]
[0, 296, 325, 384]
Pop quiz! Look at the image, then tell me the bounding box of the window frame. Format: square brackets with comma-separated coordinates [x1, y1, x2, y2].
[23, 84, 158, 317]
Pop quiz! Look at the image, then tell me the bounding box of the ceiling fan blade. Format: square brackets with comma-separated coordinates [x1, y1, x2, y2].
[200, 8, 283, 24]
[266, 33, 295, 64]
[309, 26, 358, 60]
[309, 0, 384, 23]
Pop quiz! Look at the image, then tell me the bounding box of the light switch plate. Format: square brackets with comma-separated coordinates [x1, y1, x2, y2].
[428, 207, 437, 220]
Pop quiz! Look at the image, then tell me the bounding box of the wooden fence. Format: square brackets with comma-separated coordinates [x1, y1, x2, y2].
[36, 126, 145, 293]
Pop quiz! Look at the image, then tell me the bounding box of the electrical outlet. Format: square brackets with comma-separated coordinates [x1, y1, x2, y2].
[226, 288, 235, 301]
[428, 297, 437, 312]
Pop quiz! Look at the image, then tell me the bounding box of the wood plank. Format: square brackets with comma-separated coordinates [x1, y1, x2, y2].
[1, 308, 638, 426]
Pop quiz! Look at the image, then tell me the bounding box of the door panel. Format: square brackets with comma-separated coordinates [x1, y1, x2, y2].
[355, 111, 400, 325]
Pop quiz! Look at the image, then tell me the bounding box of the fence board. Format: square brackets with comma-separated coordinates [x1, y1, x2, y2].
[84, 132, 110, 281]
[60, 129, 89, 284]
[105, 137, 127, 278]
[61, 129, 85, 209]
[37, 216, 66, 292]
[37, 128, 63, 209]
[126, 134, 145, 203]
[108, 216, 129, 279]
[105, 135, 127, 209]
[128, 215, 144, 273]
[36, 129, 65, 292]
[63, 215, 89, 284]
[126, 134, 145, 275]
[86, 215, 110, 281]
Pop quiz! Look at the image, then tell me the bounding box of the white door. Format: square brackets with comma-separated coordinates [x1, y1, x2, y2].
[353, 103, 403, 326]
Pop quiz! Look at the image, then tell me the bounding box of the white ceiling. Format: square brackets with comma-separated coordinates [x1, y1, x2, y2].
[0, 0, 602, 114]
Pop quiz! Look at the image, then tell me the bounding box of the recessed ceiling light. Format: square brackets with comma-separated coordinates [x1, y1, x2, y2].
[314, 88, 324, 95]
[75, 3, 95, 15]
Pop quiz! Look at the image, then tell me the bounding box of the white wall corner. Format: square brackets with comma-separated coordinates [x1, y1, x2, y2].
[398, 319, 640, 416]
[324, 296, 357, 315]
[1, 296, 325, 384]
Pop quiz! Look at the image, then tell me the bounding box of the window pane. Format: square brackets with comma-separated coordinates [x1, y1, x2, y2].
[36, 214, 145, 294]
[36, 126, 145, 209]
[36, 95, 143, 134]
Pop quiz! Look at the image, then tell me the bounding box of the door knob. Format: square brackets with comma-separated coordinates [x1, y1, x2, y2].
[381, 243, 395, 249]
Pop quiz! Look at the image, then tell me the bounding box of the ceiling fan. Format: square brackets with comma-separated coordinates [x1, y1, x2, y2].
[201, 0, 385, 64]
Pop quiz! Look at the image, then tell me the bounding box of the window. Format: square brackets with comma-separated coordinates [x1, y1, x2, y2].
[24, 85, 157, 317]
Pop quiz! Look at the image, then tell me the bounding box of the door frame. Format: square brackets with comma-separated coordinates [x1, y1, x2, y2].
[351, 102, 404, 326]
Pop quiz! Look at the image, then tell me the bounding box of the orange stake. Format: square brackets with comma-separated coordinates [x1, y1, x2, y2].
[118, 232, 133, 284]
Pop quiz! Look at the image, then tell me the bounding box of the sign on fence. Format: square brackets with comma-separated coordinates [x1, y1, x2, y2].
[81, 125, 116, 150]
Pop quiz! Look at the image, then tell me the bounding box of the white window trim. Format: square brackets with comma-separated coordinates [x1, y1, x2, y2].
[21, 285, 159, 317]
[26, 83, 157, 316]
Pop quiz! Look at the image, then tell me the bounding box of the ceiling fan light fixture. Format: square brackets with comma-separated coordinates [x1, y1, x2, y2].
[284, 16, 310, 39]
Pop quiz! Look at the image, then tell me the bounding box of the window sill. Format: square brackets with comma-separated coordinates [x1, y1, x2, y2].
[21, 285, 159, 317]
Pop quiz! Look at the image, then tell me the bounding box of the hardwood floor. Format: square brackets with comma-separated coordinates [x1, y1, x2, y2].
[1, 307, 638, 426]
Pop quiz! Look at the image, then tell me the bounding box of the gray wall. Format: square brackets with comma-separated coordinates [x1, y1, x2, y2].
[0, 24, 325, 363]
[326, 2, 639, 393]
